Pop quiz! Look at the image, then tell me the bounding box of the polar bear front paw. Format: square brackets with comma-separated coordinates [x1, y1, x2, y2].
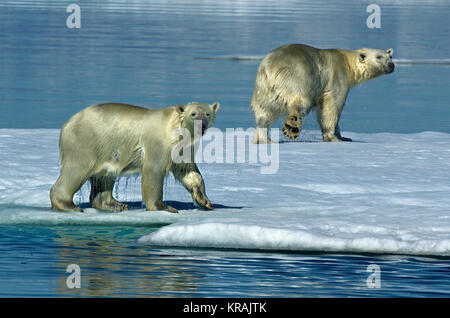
[192, 188, 213, 210]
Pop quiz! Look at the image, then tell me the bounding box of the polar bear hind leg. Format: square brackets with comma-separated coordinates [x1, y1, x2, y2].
[50, 164, 89, 212]
[282, 95, 309, 140]
[89, 175, 129, 212]
[253, 115, 273, 144]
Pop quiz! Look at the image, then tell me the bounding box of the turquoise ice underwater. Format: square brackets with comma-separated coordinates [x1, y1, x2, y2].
[0, 0, 449, 297]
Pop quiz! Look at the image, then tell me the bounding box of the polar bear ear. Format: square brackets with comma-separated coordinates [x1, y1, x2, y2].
[210, 102, 220, 114]
[386, 48, 394, 58]
[359, 52, 367, 63]
[175, 104, 185, 115]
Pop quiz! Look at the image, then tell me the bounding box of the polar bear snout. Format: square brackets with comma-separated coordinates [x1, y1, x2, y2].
[201, 118, 208, 135]
[385, 62, 395, 74]
[193, 118, 209, 135]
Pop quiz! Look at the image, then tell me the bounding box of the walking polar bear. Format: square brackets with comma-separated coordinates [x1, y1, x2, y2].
[251, 43, 395, 143]
[50, 102, 220, 213]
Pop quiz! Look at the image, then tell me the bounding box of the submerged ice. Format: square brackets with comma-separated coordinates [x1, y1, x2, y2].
[0, 129, 449, 256]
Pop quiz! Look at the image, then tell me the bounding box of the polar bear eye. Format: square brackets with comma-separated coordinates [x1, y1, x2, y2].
[206, 113, 210, 117]
[191, 112, 197, 117]
[377, 55, 383, 59]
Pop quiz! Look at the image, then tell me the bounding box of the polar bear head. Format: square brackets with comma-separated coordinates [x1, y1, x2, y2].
[176, 102, 220, 138]
[356, 48, 395, 82]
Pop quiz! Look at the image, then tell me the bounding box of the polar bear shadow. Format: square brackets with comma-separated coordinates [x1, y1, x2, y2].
[78, 200, 243, 211]
[276, 130, 366, 143]
[278, 139, 367, 144]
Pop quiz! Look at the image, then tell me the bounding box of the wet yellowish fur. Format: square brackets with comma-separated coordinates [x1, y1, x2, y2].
[251, 44, 394, 143]
[50, 102, 220, 213]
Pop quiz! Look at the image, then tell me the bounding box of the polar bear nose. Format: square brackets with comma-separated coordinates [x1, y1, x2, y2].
[388, 62, 395, 72]
[384, 62, 395, 74]
[201, 118, 208, 134]
[194, 118, 209, 135]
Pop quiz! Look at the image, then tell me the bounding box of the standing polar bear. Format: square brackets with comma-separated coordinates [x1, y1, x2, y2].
[50, 101, 220, 213]
[251, 43, 395, 143]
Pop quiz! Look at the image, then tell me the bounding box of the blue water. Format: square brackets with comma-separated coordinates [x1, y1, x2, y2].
[1, 225, 449, 297]
[0, 0, 449, 297]
[1, 0, 449, 132]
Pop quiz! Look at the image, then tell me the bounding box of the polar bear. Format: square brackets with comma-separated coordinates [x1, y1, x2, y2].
[251, 44, 394, 143]
[50, 101, 220, 213]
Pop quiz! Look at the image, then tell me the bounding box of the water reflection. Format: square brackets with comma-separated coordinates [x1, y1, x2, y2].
[53, 226, 204, 297]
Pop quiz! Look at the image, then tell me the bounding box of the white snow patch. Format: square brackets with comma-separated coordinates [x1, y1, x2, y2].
[1, 129, 450, 256]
